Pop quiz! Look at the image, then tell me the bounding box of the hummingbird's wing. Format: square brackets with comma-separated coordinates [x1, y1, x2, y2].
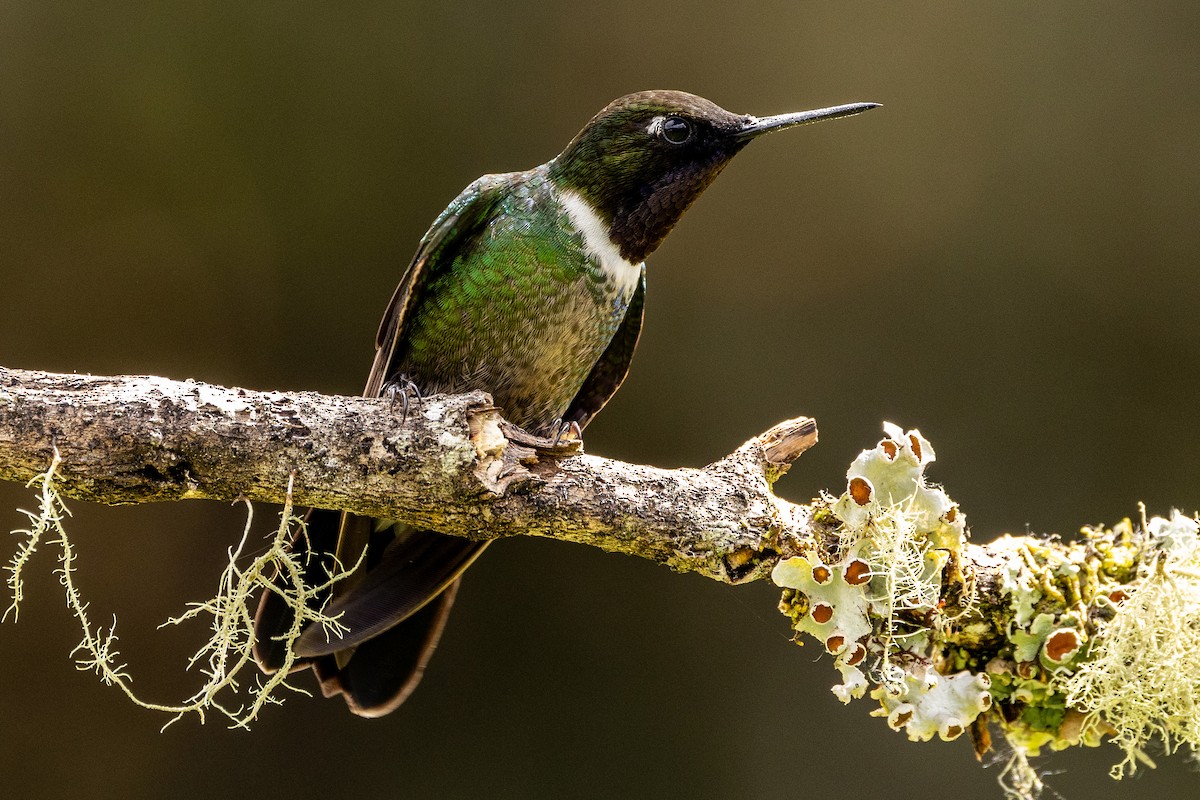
[366, 172, 513, 396]
[563, 267, 645, 428]
[321, 173, 515, 642]
[253, 175, 513, 713]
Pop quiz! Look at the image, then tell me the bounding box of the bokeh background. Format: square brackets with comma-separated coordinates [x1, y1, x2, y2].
[2, 3, 1198, 798]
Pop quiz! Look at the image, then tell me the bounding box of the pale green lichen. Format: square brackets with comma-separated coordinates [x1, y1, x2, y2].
[776, 423, 987, 738]
[984, 522, 1127, 765]
[1010, 614, 1056, 663]
[982, 510, 1200, 788]
[832, 664, 869, 704]
[773, 550, 875, 702]
[772, 552, 873, 650]
[1009, 612, 1085, 669]
[4, 455, 355, 728]
[3, 450, 65, 623]
[829, 423, 968, 687]
[1058, 510, 1200, 778]
[832, 423, 964, 554]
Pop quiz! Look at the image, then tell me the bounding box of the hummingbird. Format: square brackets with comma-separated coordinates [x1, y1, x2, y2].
[253, 90, 878, 717]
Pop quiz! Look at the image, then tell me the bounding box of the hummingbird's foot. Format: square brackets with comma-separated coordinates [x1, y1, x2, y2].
[383, 376, 423, 423]
[549, 418, 583, 448]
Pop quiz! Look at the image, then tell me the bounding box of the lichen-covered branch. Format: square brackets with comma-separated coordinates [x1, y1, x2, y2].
[771, 427, 1199, 796]
[0, 366, 816, 583]
[2, 365, 1199, 797]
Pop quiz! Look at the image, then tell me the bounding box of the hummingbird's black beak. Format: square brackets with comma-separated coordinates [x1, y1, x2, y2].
[736, 102, 881, 140]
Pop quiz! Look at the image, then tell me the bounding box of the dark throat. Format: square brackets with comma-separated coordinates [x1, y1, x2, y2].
[552, 145, 743, 264]
[606, 153, 735, 263]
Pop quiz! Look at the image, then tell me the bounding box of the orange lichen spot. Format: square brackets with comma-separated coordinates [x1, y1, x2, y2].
[894, 710, 913, 727]
[944, 725, 964, 740]
[811, 564, 832, 584]
[825, 635, 846, 655]
[1044, 629, 1082, 663]
[845, 643, 867, 666]
[1016, 661, 1038, 679]
[811, 603, 834, 624]
[909, 435, 923, 461]
[849, 477, 872, 506]
[1108, 589, 1129, 604]
[945, 506, 957, 522]
[881, 440, 898, 460]
[843, 559, 871, 586]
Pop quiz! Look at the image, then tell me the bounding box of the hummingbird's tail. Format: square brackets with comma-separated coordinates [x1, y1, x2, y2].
[308, 580, 461, 716]
[253, 510, 485, 716]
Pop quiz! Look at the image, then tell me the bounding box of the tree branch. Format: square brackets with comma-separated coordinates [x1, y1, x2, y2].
[0, 365, 817, 583]
[4, 363, 1199, 789]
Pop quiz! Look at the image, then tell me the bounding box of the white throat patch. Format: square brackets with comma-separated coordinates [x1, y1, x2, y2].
[558, 188, 643, 297]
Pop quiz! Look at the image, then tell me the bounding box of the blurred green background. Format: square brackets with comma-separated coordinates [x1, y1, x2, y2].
[2, 3, 1198, 798]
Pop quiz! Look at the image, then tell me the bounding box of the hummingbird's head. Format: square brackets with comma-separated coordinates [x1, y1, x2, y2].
[548, 90, 878, 263]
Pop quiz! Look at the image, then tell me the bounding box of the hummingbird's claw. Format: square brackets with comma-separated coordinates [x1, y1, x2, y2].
[383, 376, 423, 423]
[548, 418, 583, 448]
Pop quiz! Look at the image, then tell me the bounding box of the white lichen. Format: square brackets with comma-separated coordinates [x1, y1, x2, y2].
[870, 665, 992, 742]
[1148, 509, 1199, 562]
[1059, 511, 1200, 778]
[997, 749, 1046, 800]
[836, 424, 970, 685]
[832, 664, 869, 704]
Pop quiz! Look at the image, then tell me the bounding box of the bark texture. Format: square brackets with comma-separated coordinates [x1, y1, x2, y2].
[0, 366, 818, 583]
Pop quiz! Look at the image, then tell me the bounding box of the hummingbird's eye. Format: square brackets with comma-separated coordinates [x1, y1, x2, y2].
[660, 116, 693, 145]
